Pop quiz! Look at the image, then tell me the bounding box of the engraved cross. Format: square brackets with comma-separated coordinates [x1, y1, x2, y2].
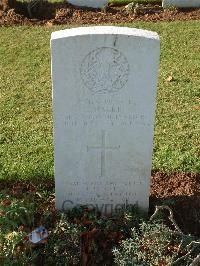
[87, 130, 120, 177]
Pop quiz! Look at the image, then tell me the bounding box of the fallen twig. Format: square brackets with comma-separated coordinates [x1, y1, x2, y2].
[150, 205, 183, 234]
[189, 254, 200, 266]
[150, 206, 200, 265]
[172, 241, 200, 265]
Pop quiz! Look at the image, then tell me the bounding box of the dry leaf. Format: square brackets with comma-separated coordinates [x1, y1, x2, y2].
[46, 21, 53, 27]
[1, 199, 11, 207]
[36, 192, 42, 198]
[0, 210, 5, 216]
[82, 219, 92, 226]
[166, 75, 173, 82]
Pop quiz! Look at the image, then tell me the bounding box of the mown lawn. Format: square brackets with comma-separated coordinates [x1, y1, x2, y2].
[0, 21, 200, 181]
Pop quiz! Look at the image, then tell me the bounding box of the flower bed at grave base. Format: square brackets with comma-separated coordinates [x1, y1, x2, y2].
[0, 172, 199, 265]
[0, 1, 200, 26]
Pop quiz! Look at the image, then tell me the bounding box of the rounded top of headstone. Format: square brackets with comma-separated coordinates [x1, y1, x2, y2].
[67, 0, 108, 8]
[51, 26, 160, 41]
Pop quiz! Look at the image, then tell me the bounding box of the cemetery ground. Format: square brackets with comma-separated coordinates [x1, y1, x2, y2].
[0, 21, 200, 265]
[0, 3, 200, 266]
[1, 0, 200, 25]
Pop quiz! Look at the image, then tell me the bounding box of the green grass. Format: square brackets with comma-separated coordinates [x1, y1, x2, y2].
[0, 21, 200, 180]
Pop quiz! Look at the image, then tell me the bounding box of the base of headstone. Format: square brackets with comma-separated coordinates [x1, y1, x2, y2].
[67, 0, 108, 8]
[163, 0, 200, 8]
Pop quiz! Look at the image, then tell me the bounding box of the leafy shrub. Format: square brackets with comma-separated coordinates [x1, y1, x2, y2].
[113, 221, 195, 266]
[44, 213, 81, 265]
[0, 196, 36, 230]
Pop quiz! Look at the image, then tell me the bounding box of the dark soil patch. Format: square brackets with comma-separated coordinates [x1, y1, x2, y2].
[150, 172, 200, 236]
[0, 1, 200, 26]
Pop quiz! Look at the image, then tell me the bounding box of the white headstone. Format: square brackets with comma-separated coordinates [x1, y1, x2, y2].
[67, 0, 108, 8]
[163, 0, 200, 8]
[51, 26, 160, 214]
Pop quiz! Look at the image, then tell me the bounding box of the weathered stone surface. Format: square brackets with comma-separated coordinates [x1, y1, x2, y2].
[163, 0, 200, 8]
[51, 26, 160, 214]
[67, 0, 108, 8]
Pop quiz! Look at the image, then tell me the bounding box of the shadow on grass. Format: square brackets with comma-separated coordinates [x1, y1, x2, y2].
[0, 175, 55, 192]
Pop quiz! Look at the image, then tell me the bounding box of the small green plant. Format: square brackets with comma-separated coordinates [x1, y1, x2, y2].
[44, 213, 81, 265]
[114, 222, 173, 265]
[0, 229, 36, 265]
[0, 197, 36, 230]
[125, 2, 140, 15]
[113, 220, 196, 265]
